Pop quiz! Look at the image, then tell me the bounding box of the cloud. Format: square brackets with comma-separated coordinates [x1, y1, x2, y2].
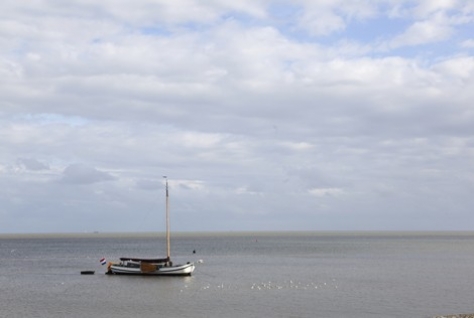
[411, 0, 458, 19]
[381, 1, 474, 50]
[388, 16, 453, 48]
[461, 39, 474, 48]
[60, 164, 115, 185]
[1, 1, 474, 233]
[308, 187, 345, 197]
[292, 0, 378, 37]
[16, 158, 49, 171]
[136, 179, 161, 190]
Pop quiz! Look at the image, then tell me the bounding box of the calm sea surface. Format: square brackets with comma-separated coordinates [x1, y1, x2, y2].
[1, 231, 474, 318]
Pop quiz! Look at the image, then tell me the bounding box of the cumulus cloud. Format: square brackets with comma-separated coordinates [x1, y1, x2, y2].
[1, 1, 474, 233]
[388, 16, 453, 48]
[60, 164, 115, 185]
[461, 39, 474, 48]
[16, 158, 49, 171]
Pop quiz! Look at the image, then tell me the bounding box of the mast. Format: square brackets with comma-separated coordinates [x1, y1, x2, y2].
[164, 176, 170, 260]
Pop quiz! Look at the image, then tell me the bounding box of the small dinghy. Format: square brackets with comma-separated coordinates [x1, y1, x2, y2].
[81, 270, 95, 275]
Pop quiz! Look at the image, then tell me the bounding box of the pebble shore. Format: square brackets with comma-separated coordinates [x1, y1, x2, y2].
[436, 314, 474, 318]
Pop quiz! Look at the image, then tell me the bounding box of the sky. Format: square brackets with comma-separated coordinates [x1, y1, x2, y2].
[1, 0, 474, 234]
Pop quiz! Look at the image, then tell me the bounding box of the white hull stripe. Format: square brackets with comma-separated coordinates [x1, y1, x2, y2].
[110, 263, 195, 276]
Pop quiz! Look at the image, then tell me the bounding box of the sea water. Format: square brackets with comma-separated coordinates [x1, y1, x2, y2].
[1, 232, 474, 317]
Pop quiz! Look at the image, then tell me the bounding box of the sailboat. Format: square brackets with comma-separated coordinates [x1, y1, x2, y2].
[106, 177, 195, 276]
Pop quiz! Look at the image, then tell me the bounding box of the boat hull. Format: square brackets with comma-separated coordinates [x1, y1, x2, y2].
[106, 178, 196, 277]
[107, 262, 195, 276]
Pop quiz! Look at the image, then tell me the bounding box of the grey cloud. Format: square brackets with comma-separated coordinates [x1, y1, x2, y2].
[136, 179, 161, 190]
[60, 163, 115, 185]
[1, 2, 474, 233]
[16, 158, 49, 171]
